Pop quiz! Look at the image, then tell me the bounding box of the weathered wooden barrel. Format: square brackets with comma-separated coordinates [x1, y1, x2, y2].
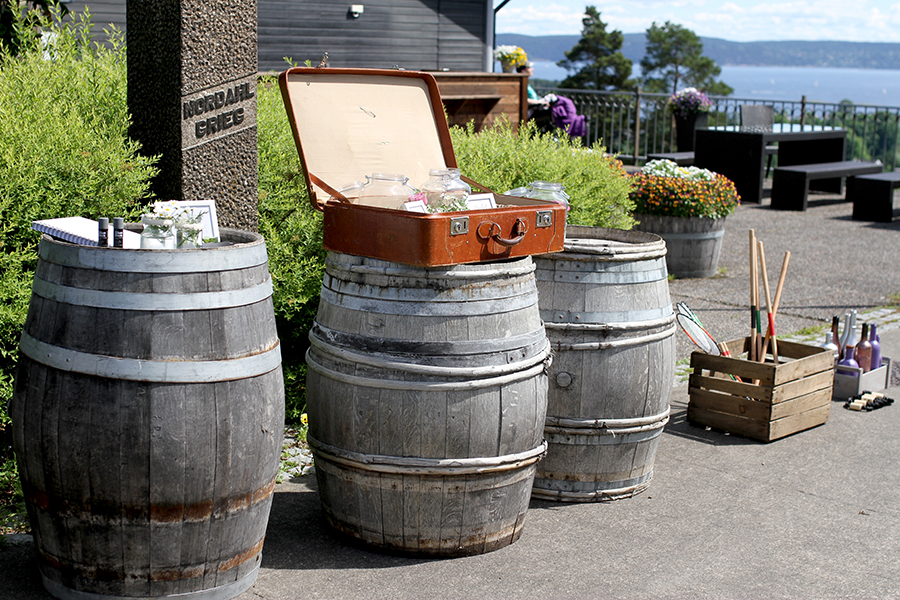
[633, 213, 726, 279]
[531, 226, 675, 502]
[305, 252, 549, 556]
[11, 229, 284, 600]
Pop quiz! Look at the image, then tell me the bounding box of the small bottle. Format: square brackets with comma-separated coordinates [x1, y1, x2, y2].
[113, 217, 125, 248]
[819, 332, 838, 361]
[855, 322, 872, 373]
[869, 323, 882, 372]
[97, 217, 109, 247]
[836, 345, 859, 377]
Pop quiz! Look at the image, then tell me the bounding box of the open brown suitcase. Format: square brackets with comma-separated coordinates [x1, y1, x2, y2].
[278, 67, 566, 266]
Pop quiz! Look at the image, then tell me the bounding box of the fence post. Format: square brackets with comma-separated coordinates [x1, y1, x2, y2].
[800, 95, 807, 127]
[633, 87, 642, 165]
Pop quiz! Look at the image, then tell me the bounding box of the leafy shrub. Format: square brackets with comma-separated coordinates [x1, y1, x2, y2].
[256, 76, 326, 424]
[451, 118, 635, 230]
[630, 159, 740, 219]
[0, 12, 157, 423]
[0, 10, 157, 518]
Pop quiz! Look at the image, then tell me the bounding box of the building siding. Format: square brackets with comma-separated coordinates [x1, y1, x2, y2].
[63, 0, 491, 73]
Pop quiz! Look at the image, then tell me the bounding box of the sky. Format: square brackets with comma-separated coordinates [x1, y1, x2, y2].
[494, 0, 900, 43]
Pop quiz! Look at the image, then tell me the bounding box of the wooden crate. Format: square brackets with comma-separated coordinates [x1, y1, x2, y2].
[688, 337, 834, 442]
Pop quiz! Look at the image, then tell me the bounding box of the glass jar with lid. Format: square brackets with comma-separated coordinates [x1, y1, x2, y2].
[419, 168, 472, 210]
[358, 173, 417, 209]
[521, 181, 570, 211]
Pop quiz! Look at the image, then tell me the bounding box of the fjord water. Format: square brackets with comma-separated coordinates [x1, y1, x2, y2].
[531, 61, 900, 107]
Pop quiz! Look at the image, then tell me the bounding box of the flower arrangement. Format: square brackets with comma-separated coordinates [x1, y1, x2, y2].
[630, 159, 740, 219]
[493, 45, 527, 67]
[668, 87, 713, 119]
[140, 201, 208, 248]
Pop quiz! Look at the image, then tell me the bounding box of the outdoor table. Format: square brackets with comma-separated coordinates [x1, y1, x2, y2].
[695, 124, 847, 204]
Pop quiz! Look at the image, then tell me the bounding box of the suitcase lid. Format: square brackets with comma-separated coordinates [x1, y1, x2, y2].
[279, 67, 458, 209]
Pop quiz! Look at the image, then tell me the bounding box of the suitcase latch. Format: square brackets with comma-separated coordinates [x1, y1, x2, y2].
[536, 211, 553, 228]
[450, 216, 469, 236]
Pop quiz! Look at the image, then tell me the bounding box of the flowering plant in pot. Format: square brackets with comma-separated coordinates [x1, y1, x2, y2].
[493, 45, 527, 72]
[668, 87, 712, 119]
[631, 159, 740, 278]
[669, 87, 712, 151]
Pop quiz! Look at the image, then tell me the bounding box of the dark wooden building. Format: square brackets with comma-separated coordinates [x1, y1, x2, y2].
[62, 0, 496, 72]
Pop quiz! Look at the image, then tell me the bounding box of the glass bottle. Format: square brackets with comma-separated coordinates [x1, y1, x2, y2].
[869, 323, 882, 372]
[839, 310, 857, 357]
[358, 173, 417, 209]
[855, 322, 872, 373]
[831, 315, 840, 350]
[419, 168, 471, 210]
[140, 214, 176, 249]
[523, 181, 570, 211]
[819, 332, 838, 361]
[836, 345, 859, 377]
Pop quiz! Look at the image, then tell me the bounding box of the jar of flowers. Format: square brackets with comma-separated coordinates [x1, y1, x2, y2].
[669, 87, 712, 151]
[631, 159, 740, 278]
[494, 45, 527, 73]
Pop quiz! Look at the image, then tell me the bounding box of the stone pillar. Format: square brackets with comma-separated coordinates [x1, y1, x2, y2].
[127, 0, 258, 231]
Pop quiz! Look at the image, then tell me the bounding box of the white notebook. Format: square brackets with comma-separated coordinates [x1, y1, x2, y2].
[32, 217, 141, 248]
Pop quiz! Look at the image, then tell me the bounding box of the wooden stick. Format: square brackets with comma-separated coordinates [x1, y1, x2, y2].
[761, 251, 791, 360]
[749, 230, 758, 362]
[758, 241, 778, 363]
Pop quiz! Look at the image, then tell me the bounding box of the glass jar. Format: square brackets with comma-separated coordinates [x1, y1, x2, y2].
[176, 222, 204, 249]
[140, 215, 176, 249]
[419, 168, 472, 210]
[358, 173, 417, 209]
[522, 181, 571, 211]
[331, 180, 366, 204]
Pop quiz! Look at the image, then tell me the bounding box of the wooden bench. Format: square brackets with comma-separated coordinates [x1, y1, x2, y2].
[771, 160, 883, 211]
[647, 151, 695, 166]
[847, 171, 900, 222]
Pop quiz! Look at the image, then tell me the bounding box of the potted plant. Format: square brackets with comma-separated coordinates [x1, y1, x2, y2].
[493, 45, 528, 73]
[669, 87, 712, 152]
[631, 159, 741, 278]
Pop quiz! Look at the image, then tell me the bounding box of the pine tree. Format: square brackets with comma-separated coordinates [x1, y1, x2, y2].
[640, 21, 733, 96]
[557, 6, 633, 91]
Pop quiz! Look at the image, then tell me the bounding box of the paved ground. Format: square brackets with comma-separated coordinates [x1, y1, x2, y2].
[1, 186, 898, 600]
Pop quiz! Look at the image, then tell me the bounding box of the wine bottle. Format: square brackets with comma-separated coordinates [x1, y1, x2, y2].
[831, 315, 840, 351]
[855, 322, 872, 373]
[820, 332, 839, 361]
[837, 345, 859, 377]
[869, 323, 882, 372]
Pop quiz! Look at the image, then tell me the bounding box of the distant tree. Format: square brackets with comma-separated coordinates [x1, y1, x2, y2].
[640, 21, 733, 96]
[557, 6, 633, 91]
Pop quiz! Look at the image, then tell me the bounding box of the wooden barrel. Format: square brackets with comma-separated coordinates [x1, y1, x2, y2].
[633, 214, 726, 279]
[11, 229, 284, 600]
[305, 252, 549, 557]
[531, 226, 675, 502]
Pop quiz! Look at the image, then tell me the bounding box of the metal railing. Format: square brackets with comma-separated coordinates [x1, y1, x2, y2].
[535, 87, 900, 171]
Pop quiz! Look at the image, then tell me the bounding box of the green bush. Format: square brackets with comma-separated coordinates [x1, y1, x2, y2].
[256, 76, 326, 424]
[0, 12, 157, 413]
[0, 10, 157, 518]
[451, 118, 636, 230]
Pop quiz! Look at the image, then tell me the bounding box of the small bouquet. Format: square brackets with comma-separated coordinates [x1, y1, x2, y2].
[174, 208, 206, 248]
[493, 45, 527, 68]
[668, 87, 712, 119]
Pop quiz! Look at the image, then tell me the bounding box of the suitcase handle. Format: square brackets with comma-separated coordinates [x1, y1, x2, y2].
[477, 218, 528, 247]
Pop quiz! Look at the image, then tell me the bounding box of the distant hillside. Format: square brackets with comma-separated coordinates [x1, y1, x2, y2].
[498, 33, 900, 70]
